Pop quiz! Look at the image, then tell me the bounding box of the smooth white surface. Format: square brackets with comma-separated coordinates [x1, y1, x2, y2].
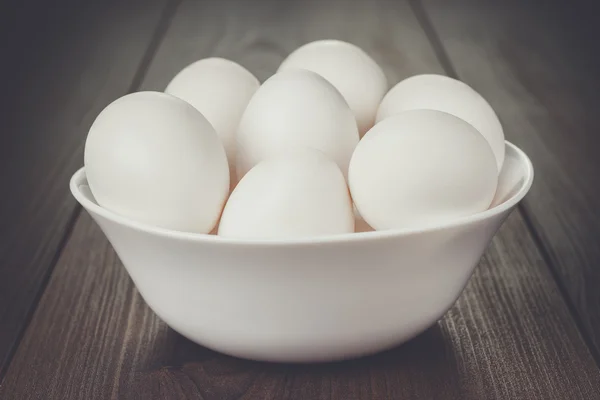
[219, 149, 354, 239]
[236, 69, 359, 180]
[278, 40, 388, 136]
[165, 58, 260, 188]
[350, 110, 498, 231]
[70, 142, 533, 362]
[84, 91, 229, 233]
[377, 74, 506, 171]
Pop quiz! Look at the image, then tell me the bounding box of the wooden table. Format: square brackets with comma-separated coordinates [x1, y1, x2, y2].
[1, 0, 600, 398]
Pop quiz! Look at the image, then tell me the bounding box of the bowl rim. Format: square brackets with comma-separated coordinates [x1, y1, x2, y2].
[70, 140, 534, 247]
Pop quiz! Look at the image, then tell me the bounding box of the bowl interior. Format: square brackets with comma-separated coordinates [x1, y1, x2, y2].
[490, 142, 530, 207]
[70, 141, 533, 245]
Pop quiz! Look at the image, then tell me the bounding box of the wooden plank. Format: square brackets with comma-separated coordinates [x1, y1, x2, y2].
[0, 0, 170, 376]
[419, 0, 600, 356]
[3, 0, 600, 398]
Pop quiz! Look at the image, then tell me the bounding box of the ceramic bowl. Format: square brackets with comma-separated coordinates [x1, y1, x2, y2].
[70, 141, 533, 363]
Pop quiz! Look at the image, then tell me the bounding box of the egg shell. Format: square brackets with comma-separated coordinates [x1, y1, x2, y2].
[278, 40, 387, 137]
[84, 91, 229, 233]
[349, 109, 498, 231]
[376, 74, 505, 171]
[235, 69, 359, 180]
[219, 148, 354, 239]
[165, 58, 260, 188]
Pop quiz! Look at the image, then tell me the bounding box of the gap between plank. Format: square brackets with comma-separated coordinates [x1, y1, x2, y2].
[408, 0, 600, 369]
[0, 0, 183, 384]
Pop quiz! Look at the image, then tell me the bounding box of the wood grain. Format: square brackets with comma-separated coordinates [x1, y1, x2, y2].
[419, 0, 600, 356]
[0, 0, 170, 376]
[2, 0, 600, 398]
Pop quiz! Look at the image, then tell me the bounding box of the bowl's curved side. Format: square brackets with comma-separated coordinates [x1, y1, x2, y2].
[84, 203, 511, 362]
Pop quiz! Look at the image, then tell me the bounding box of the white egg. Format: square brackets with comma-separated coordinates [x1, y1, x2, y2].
[377, 74, 505, 171]
[236, 69, 359, 180]
[165, 58, 260, 187]
[84, 91, 229, 233]
[349, 109, 498, 231]
[219, 148, 354, 239]
[278, 40, 387, 137]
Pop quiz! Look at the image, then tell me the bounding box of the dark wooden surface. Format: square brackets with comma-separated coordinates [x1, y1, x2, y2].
[1, 0, 599, 399]
[0, 0, 170, 375]
[420, 0, 600, 358]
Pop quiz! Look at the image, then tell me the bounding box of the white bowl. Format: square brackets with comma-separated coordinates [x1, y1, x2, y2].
[70, 141, 533, 363]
